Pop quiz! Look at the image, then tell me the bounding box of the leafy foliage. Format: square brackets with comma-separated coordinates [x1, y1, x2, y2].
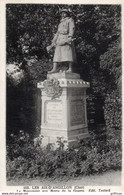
[6, 64, 24, 86]
[100, 38, 121, 94]
[7, 130, 122, 180]
[99, 37, 121, 129]
[104, 91, 121, 130]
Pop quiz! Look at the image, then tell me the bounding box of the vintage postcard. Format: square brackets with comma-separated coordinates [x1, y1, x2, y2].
[0, 0, 124, 193]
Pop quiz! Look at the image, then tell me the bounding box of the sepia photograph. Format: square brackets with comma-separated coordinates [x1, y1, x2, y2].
[0, 0, 123, 192]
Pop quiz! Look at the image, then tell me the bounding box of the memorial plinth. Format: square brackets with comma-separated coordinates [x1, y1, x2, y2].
[37, 72, 90, 148]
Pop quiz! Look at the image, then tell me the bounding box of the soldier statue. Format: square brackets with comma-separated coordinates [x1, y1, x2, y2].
[47, 8, 76, 73]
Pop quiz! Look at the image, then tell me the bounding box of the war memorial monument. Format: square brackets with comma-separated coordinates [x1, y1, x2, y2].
[37, 9, 90, 148]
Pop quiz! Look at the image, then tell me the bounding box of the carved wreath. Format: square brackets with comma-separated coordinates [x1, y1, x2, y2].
[43, 77, 62, 99]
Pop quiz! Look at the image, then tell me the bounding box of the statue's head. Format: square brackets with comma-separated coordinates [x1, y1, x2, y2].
[61, 8, 70, 18]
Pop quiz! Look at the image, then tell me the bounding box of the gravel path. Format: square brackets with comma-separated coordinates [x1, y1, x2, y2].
[7, 170, 121, 186]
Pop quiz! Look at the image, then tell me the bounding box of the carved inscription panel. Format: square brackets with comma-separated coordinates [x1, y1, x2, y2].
[44, 100, 63, 125]
[70, 100, 86, 126]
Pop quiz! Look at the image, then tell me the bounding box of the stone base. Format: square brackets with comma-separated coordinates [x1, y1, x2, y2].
[37, 71, 90, 150]
[47, 72, 80, 79]
[41, 127, 90, 149]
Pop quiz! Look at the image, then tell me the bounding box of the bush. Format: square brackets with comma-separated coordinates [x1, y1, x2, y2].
[6, 63, 24, 86]
[6, 129, 122, 180]
[104, 90, 121, 130]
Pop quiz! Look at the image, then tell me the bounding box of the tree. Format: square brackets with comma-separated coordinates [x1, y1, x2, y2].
[6, 4, 121, 135]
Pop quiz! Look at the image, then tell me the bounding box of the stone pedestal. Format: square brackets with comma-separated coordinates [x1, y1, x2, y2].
[37, 72, 90, 148]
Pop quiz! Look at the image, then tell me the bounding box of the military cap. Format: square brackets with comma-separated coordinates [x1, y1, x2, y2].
[60, 8, 70, 13]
